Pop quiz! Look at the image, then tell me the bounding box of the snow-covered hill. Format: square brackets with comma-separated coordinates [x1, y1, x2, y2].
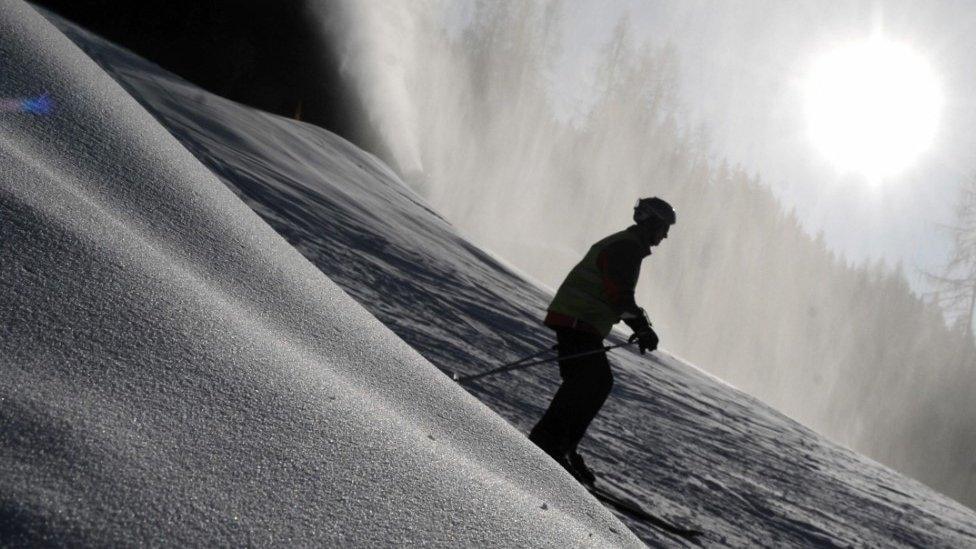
[0, 2, 638, 546]
[5, 1, 976, 545]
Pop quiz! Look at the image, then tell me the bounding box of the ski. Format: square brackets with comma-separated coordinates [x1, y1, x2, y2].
[587, 483, 703, 540]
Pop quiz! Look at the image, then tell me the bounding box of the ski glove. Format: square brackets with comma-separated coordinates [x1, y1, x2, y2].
[629, 327, 659, 354]
[622, 307, 657, 354]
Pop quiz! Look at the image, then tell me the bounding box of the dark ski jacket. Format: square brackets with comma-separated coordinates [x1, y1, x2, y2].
[545, 225, 650, 337]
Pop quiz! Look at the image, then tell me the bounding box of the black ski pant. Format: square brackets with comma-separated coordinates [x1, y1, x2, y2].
[530, 328, 614, 455]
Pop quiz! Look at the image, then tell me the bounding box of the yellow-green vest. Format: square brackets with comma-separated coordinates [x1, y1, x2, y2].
[547, 229, 643, 337]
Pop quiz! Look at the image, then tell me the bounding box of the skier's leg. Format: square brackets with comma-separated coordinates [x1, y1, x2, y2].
[529, 328, 607, 456]
[558, 348, 612, 486]
[563, 349, 613, 450]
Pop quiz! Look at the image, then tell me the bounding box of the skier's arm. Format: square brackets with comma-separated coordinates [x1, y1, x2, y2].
[598, 240, 658, 353]
[597, 239, 645, 320]
[621, 308, 652, 334]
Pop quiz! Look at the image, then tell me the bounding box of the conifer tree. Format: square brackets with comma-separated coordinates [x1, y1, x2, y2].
[928, 174, 976, 338]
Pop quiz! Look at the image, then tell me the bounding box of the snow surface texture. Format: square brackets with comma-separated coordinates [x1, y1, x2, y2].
[0, 2, 641, 546]
[13, 4, 976, 546]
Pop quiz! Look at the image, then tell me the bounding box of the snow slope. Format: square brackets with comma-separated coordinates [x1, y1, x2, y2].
[0, 2, 639, 546]
[11, 3, 976, 546]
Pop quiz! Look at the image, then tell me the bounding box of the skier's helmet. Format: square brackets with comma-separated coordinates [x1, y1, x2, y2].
[633, 197, 676, 226]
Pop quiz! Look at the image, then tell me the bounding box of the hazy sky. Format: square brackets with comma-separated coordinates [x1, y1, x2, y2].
[547, 0, 976, 293]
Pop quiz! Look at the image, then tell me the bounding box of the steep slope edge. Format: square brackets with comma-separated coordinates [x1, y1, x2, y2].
[0, 2, 637, 546]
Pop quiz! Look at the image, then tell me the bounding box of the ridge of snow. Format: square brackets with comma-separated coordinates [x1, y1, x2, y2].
[0, 2, 639, 546]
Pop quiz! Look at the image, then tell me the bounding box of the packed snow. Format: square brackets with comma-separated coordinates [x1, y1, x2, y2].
[0, 2, 639, 546]
[3, 1, 976, 545]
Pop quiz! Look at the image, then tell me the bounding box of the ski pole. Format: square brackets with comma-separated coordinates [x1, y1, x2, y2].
[450, 345, 556, 383]
[452, 340, 635, 383]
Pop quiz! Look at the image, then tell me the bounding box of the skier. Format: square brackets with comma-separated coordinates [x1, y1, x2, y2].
[529, 197, 676, 486]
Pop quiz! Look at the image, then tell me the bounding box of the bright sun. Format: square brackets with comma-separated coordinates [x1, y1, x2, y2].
[804, 38, 942, 180]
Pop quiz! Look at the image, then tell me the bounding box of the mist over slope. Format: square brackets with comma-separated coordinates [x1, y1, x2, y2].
[317, 1, 976, 507]
[42, 5, 976, 547]
[0, 2, 638, 545]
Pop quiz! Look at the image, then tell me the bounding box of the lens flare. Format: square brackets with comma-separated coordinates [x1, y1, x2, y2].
[0, 93, 53, 115]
